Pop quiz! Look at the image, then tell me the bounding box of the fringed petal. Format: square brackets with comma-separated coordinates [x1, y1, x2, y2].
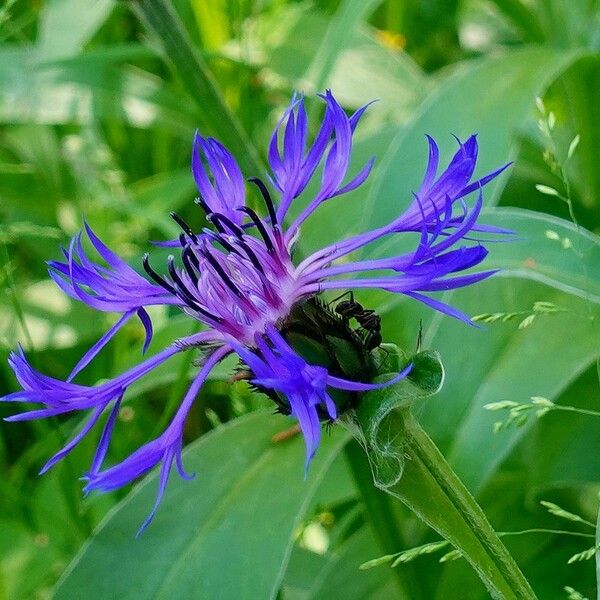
[192, 133, 246, 225]
[83, 346, 229, 534]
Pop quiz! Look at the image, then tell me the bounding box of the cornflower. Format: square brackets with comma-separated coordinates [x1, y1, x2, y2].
[2, 91, 509, 532]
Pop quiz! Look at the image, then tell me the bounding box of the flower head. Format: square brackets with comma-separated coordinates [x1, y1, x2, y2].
[2, 91, 509, 531]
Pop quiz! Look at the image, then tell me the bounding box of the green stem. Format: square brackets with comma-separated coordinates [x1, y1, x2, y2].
[382, 411, 537, 600]
[127, 0, 264, 176]
[499, 528, 595, 539]
[344, 440, 424, 599]
[553, 404, 600, 418]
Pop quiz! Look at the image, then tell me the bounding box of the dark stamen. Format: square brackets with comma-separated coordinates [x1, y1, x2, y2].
[206, 213, 225, 233]
[237, 207, 274, 252]
[248, 177, 277, 226]
[204, 230, 264, 275]
[201, 249, 243, 299]
[184, 245, 201, 270]
[167, 256, 193, 299]
[167, 255, 222, 322]
[170, 212, 198, 243]
[237, 239, 265, 274]
[194, 195, 210, 215]
[181, 248, 199, 287]
[142, 253, 177, 295]
[203, 229, 237, 255]
[208, 212, 245, 237]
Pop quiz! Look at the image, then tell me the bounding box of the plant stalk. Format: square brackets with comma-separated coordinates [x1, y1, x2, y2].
[381, 410, 537, 600]
[344, 440, 424, 599]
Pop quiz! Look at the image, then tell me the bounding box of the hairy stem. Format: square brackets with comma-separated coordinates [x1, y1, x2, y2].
[344, 440, 424, 599]
[378, 411, 537, 600]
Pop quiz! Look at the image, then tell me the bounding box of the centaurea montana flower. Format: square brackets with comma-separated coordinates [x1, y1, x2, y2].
[2, 91, 509, 532]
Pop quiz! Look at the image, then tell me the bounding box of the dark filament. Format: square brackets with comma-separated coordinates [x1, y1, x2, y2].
[237, 206, 274, 253]
[170, 212, 198, 243]
[248, 177, 277, 226]
[184, 245, 201, 270]
[167, 255, 222, 322]
[236, 239, 265, 274]
[142, 253, 177, 295]
[207, 212, 245, 238]
[181, 247, 199, 287]
[204, 229, 264, 275]
[200, 249, 244, 299]
[202, 229, 237, 255]
[194, 195, 210, 214]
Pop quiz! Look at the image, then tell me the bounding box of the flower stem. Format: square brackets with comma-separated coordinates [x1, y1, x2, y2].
[352, 347, 536, 596]
[344, 440, 425, 599]
[383, 410, 537, 600]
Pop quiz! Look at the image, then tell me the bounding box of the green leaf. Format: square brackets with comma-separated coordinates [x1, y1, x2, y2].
[305, 529, 399, 599]
[0, 47, 198, 131]
[0, 520, 65, 600]
[500, 59, 600, 233]
[38, 0, 114, 60]
[128, 0, 263, 176]
[533, 0, 600, 47]
[531, 367, 600, 489]
[543, 58, 600, 225]
[416, 279, 599, 495]
[0, 222, 61, 244]
[304, 0, 384, 93]
[596, 505, 600, 594]
[244, 4, 427, 116]
[54, 411, 349, 600]
[365, 47, 585, 229]
[485, 0, 545, 42]
[281, 546, 328, 599]
[482, 207, 600, 303]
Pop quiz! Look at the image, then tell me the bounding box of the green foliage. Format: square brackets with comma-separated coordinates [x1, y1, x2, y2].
[0, 1, 599, 599]
[53, 412, 349, 599]
[486, 396, 600, 432]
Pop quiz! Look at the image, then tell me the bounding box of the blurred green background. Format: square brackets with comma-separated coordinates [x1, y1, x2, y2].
[0, 1, 599, 599]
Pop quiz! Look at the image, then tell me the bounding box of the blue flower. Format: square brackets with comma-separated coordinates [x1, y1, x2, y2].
[2, 90, 509, 532]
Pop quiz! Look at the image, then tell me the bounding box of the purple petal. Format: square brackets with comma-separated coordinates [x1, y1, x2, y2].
[67, 311, 135, 382]
[417, 135, 440, 194]
[332, 157, 374, 197]
[288, 393, 321, 476]
[457, 162, 512, 199]
[137, 308, 154, 354]
[83, 346, 229, 532]
[89, 396, 123, 476]
[403, 291, 475, 325]
[136, 448, 176, 536]
[192, 133, 245, 225]
[417, 269, 498, 292]
[39, 405, 105, 474]
[327, 363, 413, 391]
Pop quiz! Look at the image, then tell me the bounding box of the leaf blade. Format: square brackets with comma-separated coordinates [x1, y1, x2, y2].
[53, 411, 349, 600]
